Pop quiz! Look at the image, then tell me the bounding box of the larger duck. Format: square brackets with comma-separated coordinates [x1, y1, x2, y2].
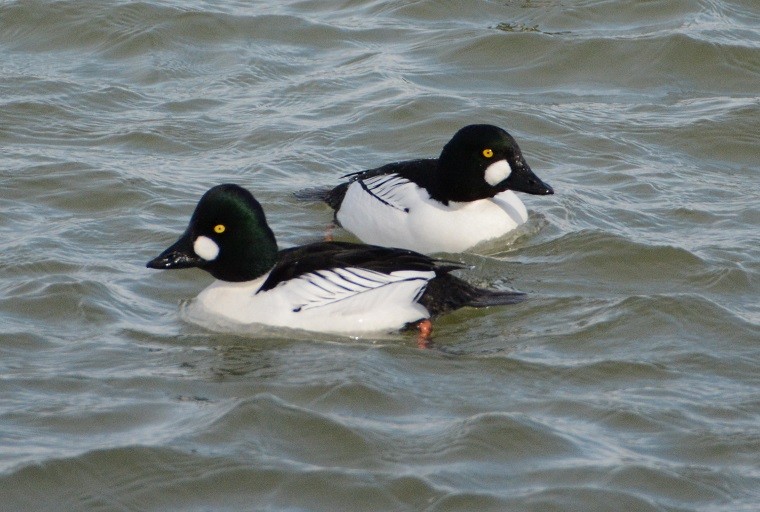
[147, 184, 524, 335]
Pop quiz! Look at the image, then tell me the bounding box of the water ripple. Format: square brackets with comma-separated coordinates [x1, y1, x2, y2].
[1, 0, 759, 510]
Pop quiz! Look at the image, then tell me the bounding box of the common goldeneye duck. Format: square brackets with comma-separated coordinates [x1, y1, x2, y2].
[299, 124, 553, 254]
[147, 184, 524, 335]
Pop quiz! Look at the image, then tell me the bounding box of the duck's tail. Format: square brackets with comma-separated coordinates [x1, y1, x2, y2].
[419, 274, 525, 316]
[293, 184, 349, 211]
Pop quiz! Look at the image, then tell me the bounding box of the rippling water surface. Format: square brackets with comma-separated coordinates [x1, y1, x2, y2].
[1, 1, 759, 510]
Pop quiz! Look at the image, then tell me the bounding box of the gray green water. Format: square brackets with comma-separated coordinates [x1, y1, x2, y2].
[1, 1, 759, 510]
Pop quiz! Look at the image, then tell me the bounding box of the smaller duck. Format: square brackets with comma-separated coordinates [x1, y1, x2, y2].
[299, 124, 553, 254]
[147, 184, 524, 335]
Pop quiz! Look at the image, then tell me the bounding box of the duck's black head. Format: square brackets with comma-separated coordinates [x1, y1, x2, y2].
[435, 124, 553, 203]
[147, 184, 279, 282]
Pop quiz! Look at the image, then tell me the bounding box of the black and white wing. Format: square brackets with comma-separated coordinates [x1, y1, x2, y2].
[280, 267, 435, 313]
[317, 159, 439, 211]
[354, 173, 417, 213]
[259, 242, 452, 313]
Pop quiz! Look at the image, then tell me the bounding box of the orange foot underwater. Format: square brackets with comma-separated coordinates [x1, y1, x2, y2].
[416, 319, 433, 349]
[324, 223, 335, 242]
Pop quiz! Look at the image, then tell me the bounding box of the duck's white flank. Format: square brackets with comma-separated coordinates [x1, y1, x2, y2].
[337, 175, 528, 253]
[188, 267, 434, 333]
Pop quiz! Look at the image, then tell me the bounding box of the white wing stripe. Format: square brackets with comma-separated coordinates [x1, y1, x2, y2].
[308, 272, 363, 294]
[289, 267, 435, 312]
[295, 277, 430, 311]
[313, 270, 360, 292]
[332, 268, 387, 287]
[371, 179, 408, 197]
[358, 174, 416, 212]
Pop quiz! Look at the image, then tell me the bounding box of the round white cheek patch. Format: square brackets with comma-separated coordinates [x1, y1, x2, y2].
[484, 160, 512, 186]
[194, 235, 220, 261]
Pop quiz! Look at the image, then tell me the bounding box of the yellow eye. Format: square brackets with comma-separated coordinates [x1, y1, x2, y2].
[482, 148, 494, 158]
[213, 224, 226, 234]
